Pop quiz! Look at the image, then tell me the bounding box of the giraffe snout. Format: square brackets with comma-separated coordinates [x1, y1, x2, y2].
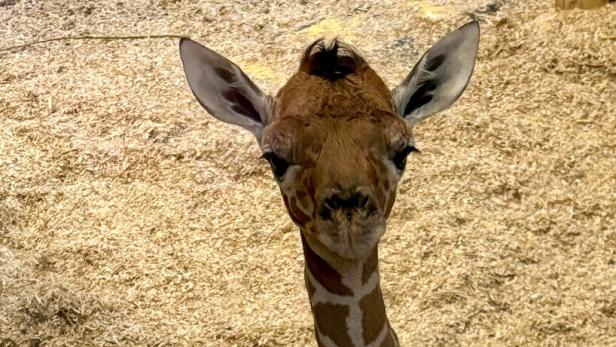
[312, 186, 385, 260]
[318, 187, 377, 222]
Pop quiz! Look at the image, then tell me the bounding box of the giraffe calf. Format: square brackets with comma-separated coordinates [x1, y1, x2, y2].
[180, 21, 480, 347]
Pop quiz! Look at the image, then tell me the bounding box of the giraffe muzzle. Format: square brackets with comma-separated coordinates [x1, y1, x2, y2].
[318, 189, 377, 222]
[313, 187, 385, 259]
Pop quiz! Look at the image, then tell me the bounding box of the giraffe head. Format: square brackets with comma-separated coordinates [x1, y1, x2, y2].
[179, 22, 479, 264]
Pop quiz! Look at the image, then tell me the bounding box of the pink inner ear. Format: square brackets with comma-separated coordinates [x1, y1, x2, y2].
[223, 88, 262, 123]
[179, 38, 270, 138]
[214, 67, 236, 83]
[403, 79, 438, 116]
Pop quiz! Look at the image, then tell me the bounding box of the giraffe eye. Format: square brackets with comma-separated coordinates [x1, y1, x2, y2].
[261, 151, 290, 179]
[392, 145, 419, 171]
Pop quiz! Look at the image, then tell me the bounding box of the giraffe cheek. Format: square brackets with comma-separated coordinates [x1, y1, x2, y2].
[384, 190, 397, 218]
[281, 194, 299, 224]
[296, 189, 314, 215]
[289, 196, 312, 226]
[382, 177, 390, 192]
[375, 184, 387, 212]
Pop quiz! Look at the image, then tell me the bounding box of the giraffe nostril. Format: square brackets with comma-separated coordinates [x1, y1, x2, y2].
[323, 196, 338, 211]
[358, 195, 369, 209]
[319, 190, 375, 221]
[320, 196, 337, 220]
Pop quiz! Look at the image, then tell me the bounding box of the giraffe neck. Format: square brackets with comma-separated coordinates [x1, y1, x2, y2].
[301, 235, 399, 347]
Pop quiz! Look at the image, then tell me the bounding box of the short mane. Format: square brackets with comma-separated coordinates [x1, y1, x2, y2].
[300, 39, 366, 81]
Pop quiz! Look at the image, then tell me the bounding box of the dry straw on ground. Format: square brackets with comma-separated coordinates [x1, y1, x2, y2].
[1, 0, 615, 346]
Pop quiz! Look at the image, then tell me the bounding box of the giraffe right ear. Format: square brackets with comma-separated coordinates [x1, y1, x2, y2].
[179, 38, 272, 141]
[392, 21, 479, 126]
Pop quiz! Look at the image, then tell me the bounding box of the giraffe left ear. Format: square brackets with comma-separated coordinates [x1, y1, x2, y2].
[392, 21, 480, 126]
[179, 38, 271, 141]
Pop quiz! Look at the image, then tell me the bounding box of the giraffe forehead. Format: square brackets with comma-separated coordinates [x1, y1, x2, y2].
[264, 116, 410, 164]
[266, 63, 411, 158]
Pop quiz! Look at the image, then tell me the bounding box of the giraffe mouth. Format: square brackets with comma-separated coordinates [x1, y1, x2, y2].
[309, 217, 386, 260]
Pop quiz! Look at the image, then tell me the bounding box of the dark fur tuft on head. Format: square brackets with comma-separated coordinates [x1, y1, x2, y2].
[300, 39, 365, 81]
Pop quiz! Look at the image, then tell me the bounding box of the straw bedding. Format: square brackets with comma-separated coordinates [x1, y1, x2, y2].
[1, 0, 615, 345]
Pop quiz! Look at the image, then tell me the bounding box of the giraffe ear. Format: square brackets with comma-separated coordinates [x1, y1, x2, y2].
[179, 38, 271, 141]
[392, 21, 479, 126]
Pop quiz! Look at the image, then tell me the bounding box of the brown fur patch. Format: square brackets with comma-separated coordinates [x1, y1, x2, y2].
[313, 302, 352, 347]
[382, 177, 390, 192]
[366, 157, 391, 212]
[362, 248, 378, 285]
[296, 189, 312, 211]
[384, 190, 397, 218]
[281, 194, 298, 225]
[366, 159, 379, 186]
[375, 183, 387, 210]
[289, 196, 311, 226]
[315, 333, 328, 347]
[301, 236, 353, 296]
[360, 285, 388, 344]
[307, 177, 317, 213]
[380, 329, 397, 347]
